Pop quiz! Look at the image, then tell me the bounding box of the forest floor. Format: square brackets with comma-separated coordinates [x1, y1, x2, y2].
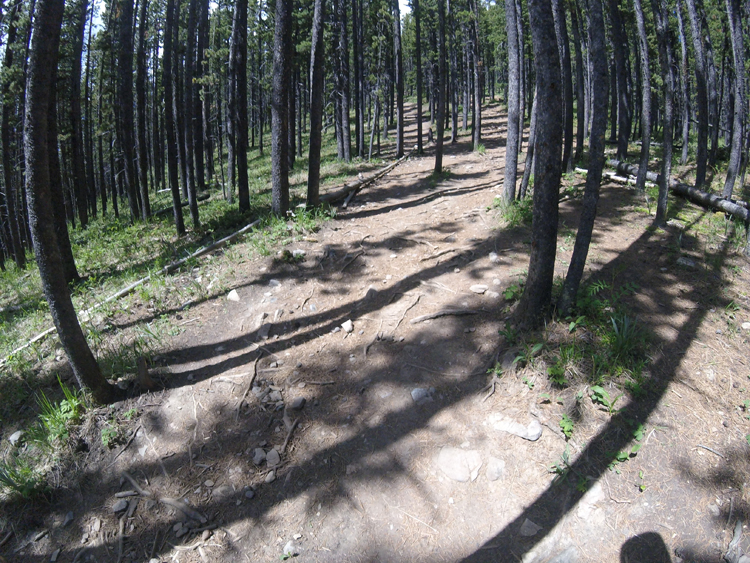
[2, 102, 750, 563]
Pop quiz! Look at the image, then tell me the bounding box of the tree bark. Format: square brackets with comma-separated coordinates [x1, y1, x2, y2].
[272, 0, 293, 215]
[683, 0, 708, 187]
[434, 0, 446, 173]
[722, 0, 745, 199]
[570, 0, 585, 162]
[503, 0, 520, 202]
[676, 0, 690, 165]
[69, 0, 90, 227]
[471, 0, 481, 150]
[118, 0, 141, 220]
[608, 0, 630, 160]
[393, 0, 404, 157]
[414, 0, 423, 153]
[632, 0, 651, 193]
[557, 0, 608, 316]
[553, 0, 573, 172]
[651, 0, 674, 223]
[1, 2, 27, 269]
[136, 0, 151, 219]
[25, 0, 117, 404]
[164, 0, 185, 235]
[513, 0, 563, 330]
[307, 0, 325, 206]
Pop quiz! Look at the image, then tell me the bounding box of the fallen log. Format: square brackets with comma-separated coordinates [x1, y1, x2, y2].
[606, 159, 750, 224]
[320, 146, 416, 205]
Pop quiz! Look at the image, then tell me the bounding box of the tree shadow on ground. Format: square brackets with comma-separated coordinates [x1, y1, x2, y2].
[0, 175, 739, 562]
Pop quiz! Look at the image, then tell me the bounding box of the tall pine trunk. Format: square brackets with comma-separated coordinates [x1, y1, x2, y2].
[722, 0, 745, 198]
[632, 0, 651, 193]
[307, 0, 325, 206]
[136, 0, 151, 219]
[503, 0, 520, 202]
[272, 0, 293, 215]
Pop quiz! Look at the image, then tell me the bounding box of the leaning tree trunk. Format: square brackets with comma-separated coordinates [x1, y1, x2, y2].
[684, 0, 708, 188]
[557, 0, 608, 317]
[632, 0, 651, 193]
[519, 89, 537, 200]
[722, 0, 745, 199]
[503, 0, 521, 203]
[271, 0, 293, 215]
[25, 0, 117, 404]
[513, 0, 563, 330]
[307, 0, 325, 206]
[651, 0, 674, 223]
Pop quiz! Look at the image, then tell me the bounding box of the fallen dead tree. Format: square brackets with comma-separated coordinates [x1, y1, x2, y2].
[320, 146, 415, 206]
[0, 218, 261, 367]
[606, 159, 749, 223]
[153, 192, 210, 217]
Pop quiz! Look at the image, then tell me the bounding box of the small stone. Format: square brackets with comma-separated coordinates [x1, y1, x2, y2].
[266, 449, 281, 467]
[716, 329, 723, 335]
[519, 518, 542, 537]
[201, 530, 212, 541]
[332, 326, 341, 333]
[175, 526, 189, 538]
[112, 500, 129, 514]
[342, 320, 354, 333]
[50, 548, 61, 562]
[676, 256, 696, 268]
[149, 559, 161, 563]
[390, 254, 398, 258]
[437, 447, 483, 482]
[742, 322, 750, 331]
[291, 397, 306, 411]
[488, 413, 543, 441]
[253, 448, 266, 465]
[227, 289, 240, 302]
[204, 479, 214, 487]
[244, 489, 256, 500]
[486, 457, 506, 482]
[364, 286, 378, 300]
[213, 485, 233, 501]
[265, 471, 276, 483]
[8, 430, 24, 446]
[268, 391, 283, 402]
[269, 361, 279, 368]
[454, 268, 460, 273]
[292, 249, 306, 258]
[62, 512, 74, 527]
[269, 279, 281, 287]
[486, 291, 500, 299]
[283, 541, 296, 557]
[489, 252, 500, 264]
[470, 284, 488, 294]
[258, 323, 272, 340]
[707, 504, 720, 517]
[411, 387, 434, 405]
[493, 278, 501, 285]
[293, 533, 302, 540]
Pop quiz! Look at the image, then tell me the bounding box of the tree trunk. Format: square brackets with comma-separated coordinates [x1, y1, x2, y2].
[136, 0, 151, 219]
[553, 0, 573, 172]
[519, 89, 537, 200]
[415, 0, 423, 153]
[272, 0, 293, 215]
[164, 0, 185, 235]
[651, 0, 674, 223]
[608, 0, 630, 160]
[118, 0, 141, 221]
[307, 0, 325, 206]
[632, 0, 651, 193]
[393, 0, 404, 157]
[25, 0, 117, 404]
[1, 3, 27, 269]
[503, 0, 520, 202]
[513, 0, 563, 330]
[471, 0, 481, 150]
[722, 0, 745, 199]
[684, 0, 708, 188]
[557, 0, 608, 316]
[676, 1, 690, 165]
[570, 0, 585, 162]
[69, 0, 90, 227]
[183, 0, 200, 225]
[434, 0, 446, 174]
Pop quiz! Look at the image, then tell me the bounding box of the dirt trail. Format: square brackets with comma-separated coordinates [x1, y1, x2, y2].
[6, 103, 750, 563]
